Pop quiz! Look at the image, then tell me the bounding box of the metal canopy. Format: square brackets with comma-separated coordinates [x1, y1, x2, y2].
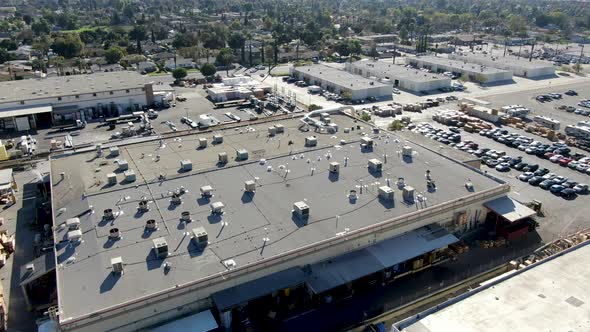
[212, 267, 306, 312]
[0, 105, 52, 118]
[148, 310, 218, 332]
[306, 224, 458, 294]
[484, 196, 536, 223]
[20, 252, 55, 287]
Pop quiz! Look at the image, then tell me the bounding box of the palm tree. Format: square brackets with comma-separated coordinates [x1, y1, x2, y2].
[51, 56, 66, 76]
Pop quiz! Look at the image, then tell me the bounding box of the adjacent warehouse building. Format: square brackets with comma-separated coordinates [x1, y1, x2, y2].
[397, 241, 590, 332]
[0, 72, 154, 132]
[407, 56, 513, 84]
[290, 64, 390, 100]
[48, 112, 518, 332]
[206, 75, 271, 103]
[449, 54, 555, 78]
[345, 60, 451, 93]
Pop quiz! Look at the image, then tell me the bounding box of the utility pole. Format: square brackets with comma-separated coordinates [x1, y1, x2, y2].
[578, 44, 585, 66]
[529, 41, 536, 62]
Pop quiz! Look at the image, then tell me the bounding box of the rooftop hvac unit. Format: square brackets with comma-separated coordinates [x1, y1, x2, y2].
[103, 208, 114, 220]
[327, 123, 338, 133]
[138, 198, 149, 212]
[145, 219, 157, 230]
[320, 112, 330, 120]
[329, 162, 340, 173]
[213, 135, 223, 144]
[244, 180, 256, 192]
[67, 229, 82, 242]
[117, 159, 129, 171]
[111, 257, 124, 274]
[402, 146, 413, 157]
[293, 201, 310, 219]
[109, 146, 120, 157]
[210, 201, 225, 214]
[109, 228, 120, 239]
[223, 259, 236, 269]
[124, 170, 136, 182]
[268, 126, 277, 136]
[368, 159, 383, 172]
[181, 211, 192, 222]
[107, 173, 117, 185]
[378, 186, 395, 201]
[361, 136, 373, 148]
[402, 186, 415, 203]
[199, 138, 207, 148]
[180, 160, 192, 171]
[191, 226, 209, 247]
[218, 152, 228, 164]
[275, 124, 285, 133]
[305, 136, 317, 147]
[66, 217, 80, 230]
[153, 237, 169, 258]
[170, 193, 182, 205]
[236, 149, 249, 160]
[200, 185, 213, 197]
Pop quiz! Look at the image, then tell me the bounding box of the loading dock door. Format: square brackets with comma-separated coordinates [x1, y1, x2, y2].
[15, 116, 30, 131]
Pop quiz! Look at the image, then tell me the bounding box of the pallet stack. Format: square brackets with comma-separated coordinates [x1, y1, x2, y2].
[0, 230, 15, 268]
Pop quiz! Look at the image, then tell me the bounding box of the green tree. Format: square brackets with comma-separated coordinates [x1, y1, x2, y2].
[129, 25, 147, 53]
[172, 67, 188, 81]
[228, 32, 245, 63]
[105, 46, 125, 64]
[31, 19, 50, 36]
[309, 104, 322, 111]
[216, 47, 234, 74]
[200, 62, 217, 77]
[51, 33, 84, 59]
[388, 120, 405, 131]
[573, 63, 583, 74]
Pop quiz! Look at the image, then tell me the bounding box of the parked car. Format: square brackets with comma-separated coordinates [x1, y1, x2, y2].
[518, 172, 534, 181]
[529, 176, 544, 186]
[574, 183, 589, 194]
[565, 90, 578, 96]
[540, 180, 556, 189]
[560, 188, 577, 199]
[534, 168, 550, 176]
[495, 163, 511, 172]
[392, 88, 401, 94]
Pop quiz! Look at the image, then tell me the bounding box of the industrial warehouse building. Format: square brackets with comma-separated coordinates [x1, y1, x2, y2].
[448, 54, 555, 78]
[345, 60, 452, 93]
[206, 75, 272, 103]
[397, 241, 590, 332]
[47, 111, 532, 332]
[407, 56, 513, 84]
[290, 64, 391, 101]
[0, 72, 154, 132]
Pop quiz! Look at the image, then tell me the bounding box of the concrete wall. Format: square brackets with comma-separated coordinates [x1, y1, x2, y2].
[60, 184, 509, 332]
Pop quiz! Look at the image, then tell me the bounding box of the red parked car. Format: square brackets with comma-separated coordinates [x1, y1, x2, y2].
[558, 157, 573, 166]
[544, 152, 555, 159]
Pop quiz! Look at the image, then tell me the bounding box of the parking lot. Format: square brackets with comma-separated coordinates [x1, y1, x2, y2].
[411, 121, 590, 242]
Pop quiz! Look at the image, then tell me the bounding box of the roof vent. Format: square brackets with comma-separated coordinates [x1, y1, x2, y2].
[103, 208, 114, 220]
[181, 211, 192, 222]
[152, 237, 169, 258]
[170, 192, 182, 205]
[210, 201, 225, 214]
[111, 257, 124, 274]
[109, 228, 121, 239]
[145, 219, 158, 230]
[138, 197, 150, 211]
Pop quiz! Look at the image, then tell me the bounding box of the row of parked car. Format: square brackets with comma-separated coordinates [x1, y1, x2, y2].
[413, 123, 587, 199]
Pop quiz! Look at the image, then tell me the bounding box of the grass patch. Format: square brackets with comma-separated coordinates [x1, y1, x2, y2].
[271, 72, 289, 77]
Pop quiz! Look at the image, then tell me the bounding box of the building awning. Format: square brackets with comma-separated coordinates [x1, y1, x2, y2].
[212, 267, 305, 312]
[0, 105, 52, 118]
[52, 105, 79, 115]
[306, 224, 458, 294]
[20, 252, 55, 287]
[148, 310, 218, 332]
[484, 196, 536, 223]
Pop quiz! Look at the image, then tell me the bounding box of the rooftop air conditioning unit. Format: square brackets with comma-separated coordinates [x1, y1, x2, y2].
[275, 124, 285, 133]
[293, 201, 310, 219]
[213, 135, 223, 144]
[109, 146, 119, 157]
[368, 158, 383, 172]
[67, 229, 83, 242]
[192, 226, 209, 247]
[305, 136, 317, 147]
[402, 186, 415, 203]
[200, 185, 213, 197]
[218, 152, 228, 164]
[180, 160, 192, 171]
[329, 162, 340, 173]
[210, 201, 225, 214]
[268, 126, 277, 136]
[236, 149, 249, 160]
[223, 259, 236, 269]
[66, 217, 80, 230]
[153, 237, 169, 258]
[111, 257, 124, 274]
[244, 180, 256, 192]
[361, 136, 373, 148]
[402, 146, 413, 157]
[107, 173, 117, 185]
[117, 159, 129, 171]
[199, 138, 207, 148]
[124, 170, 136, 182]
[378, 186, 395, 201]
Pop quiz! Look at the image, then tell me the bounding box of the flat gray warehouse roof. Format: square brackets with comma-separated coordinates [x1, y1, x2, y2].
[350, 60, 451, 83]
[293, 65, 389, 90]
[51, 114, 503, 322]
[402, 243, 590, 332]
[409, 56, 511, 75]
[452, 53, 554, 70]
[0, 71, 150, 104]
